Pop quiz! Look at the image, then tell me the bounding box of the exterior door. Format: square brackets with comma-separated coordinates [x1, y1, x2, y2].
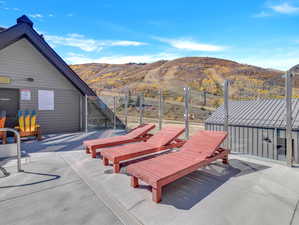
[0, 88, 19, 128]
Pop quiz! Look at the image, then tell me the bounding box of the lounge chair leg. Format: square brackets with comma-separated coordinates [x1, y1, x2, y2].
[152, 186, 162, 203]
[131, 176, 139, 188]
[113, 163, 120, 173]
[223, 154, 228, 164]
[91, 149, 97, 158]
[103, 157, 109, 166]
[2, 133, 7, 144]
[37, 129, 42, 141]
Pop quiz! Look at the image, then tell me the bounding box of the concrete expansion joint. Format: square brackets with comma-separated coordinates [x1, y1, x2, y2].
[290, 199, 299, 225]
[59, 153, 143, 225]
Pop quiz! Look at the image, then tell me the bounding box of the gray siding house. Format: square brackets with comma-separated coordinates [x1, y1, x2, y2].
[0, 15, 124, 134]
[205, 99, 299, 164]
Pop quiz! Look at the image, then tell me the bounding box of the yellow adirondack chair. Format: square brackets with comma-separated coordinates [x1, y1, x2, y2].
[15, 110, 41, 140]
[0, 111, 7, 144]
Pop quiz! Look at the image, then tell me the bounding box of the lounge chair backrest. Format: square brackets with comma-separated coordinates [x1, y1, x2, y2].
[18, 110, 38, 132]
[126, 124, 155, 139]
[18, 110, 25, 132]
[30, 110, 37, 132]
[180, 130, 227, 158]
[146, 126, 185, 147]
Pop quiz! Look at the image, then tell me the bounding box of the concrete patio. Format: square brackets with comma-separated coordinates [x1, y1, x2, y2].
[1, 131, 299, 225]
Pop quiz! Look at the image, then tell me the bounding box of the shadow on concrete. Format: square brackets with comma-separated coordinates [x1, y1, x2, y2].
[121, 158, 269, 210]
[0, 171, 60, 188]
[157, 159, 269, 210]
[20, 129, 126, 154]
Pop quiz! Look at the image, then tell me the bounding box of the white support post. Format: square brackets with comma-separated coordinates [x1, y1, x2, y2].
[184, 87, 190, 140]
[139, 93, 144, 125]
[158, 89, 163, 130]
[286, 71, 293, 167]
[224, 80, 229, 149]
[113, 96, 117, 129]
[85, 94, 88, 134]
[79, 95, 82, 131]
[124, 90, 129, 129]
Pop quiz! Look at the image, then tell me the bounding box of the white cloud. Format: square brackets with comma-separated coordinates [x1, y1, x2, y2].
[253, 11, 272, 18]
[270, 3, 299, 14]
[155, 37, 226, 52]
[49, 14, 54, 17]
[45, 33, 147, 52]
[236, 56, 299, 70]
[29, 14, 43, 18]
[110, 41, 145, 46]
[65, 52, 180, 64]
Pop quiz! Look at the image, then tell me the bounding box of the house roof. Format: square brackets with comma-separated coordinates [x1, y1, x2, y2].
[0, 15, 95, 96]
[205, 98, 299, 130]
[0, 15, 125, 128]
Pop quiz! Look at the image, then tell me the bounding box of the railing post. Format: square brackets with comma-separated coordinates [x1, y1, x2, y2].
[158, 89, 163, 130]
[286, 71, 293, 167]
[113, 96, 117, 129]
[184, 87, 190, 140]
[85, 94, 88, 134]
[124, 90, 129, 129]
[139, 93, 144, 125]
[223, 80, 230, 149]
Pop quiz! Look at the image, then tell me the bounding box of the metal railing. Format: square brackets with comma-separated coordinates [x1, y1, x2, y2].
[0, 128, 23, 172]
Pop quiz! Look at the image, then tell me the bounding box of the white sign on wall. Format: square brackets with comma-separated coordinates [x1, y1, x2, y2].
[20, 89, 31, 101]
[38, 90, 54, 110]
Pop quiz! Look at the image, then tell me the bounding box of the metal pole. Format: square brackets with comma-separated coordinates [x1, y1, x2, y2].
[224, 80, 229, 149]
[184, 87, 190, 140]
[85, 94, 88, 134]
[124, 90, 129, 129]
[113, 96, 117, 129]
[139, 93, 144, 125]
[286, 71, 293, 167]
[158, 89, 163, 130]
[0, 128, 23, 172]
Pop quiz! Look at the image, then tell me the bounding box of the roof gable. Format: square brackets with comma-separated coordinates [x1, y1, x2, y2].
[0, 15, 125, 129]
[0, 15, 95, 96]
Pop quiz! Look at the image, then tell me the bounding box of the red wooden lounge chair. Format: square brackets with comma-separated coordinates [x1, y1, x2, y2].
[101, 126, 186, 173]
[84, 124, 155, 158]
[127, 130, 229, 203]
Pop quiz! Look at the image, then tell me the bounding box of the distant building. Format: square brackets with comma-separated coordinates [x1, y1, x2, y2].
[0, 15, 124, 134]
[205, 99, 299, 163]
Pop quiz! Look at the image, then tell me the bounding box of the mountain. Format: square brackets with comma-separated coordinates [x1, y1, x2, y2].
[70, 57, 285, 108]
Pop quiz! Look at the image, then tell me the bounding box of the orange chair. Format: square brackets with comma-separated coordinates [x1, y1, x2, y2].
[15, 110, 41, 140]
[0, 111, 7, 144]
[127, 131, 229, 203]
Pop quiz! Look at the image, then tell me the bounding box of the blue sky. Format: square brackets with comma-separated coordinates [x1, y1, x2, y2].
[1, 0, 299, 70]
